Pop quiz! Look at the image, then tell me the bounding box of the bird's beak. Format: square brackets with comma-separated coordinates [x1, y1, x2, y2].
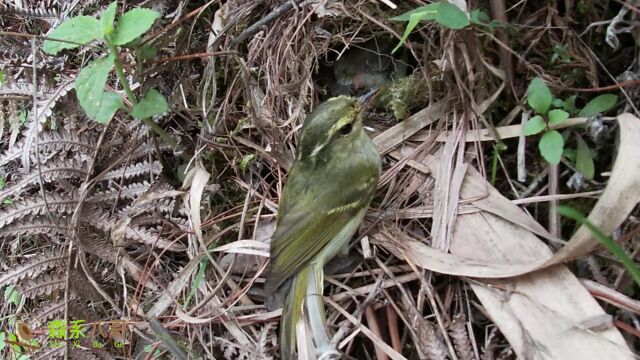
[358, 88, 382, 107]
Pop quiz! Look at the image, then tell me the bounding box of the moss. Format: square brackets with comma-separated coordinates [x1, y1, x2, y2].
[377, 74, 428, 120]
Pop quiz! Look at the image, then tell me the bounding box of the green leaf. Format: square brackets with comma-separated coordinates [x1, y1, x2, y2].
[539, 130, 564, 164]
[0, 69, 4, 86]
[75, 55, 115, 119]
[548, 109, 569, 125]
[578, 94, 618, 117]
[470, 9, 490, 25]
[523, 115, 546, 135]
[183, 257, 209, 309]
[136, 45, 157, 62]
[433, 2, 469, 29]
[557, 206, 640, 287]
[94, 92, 123, 124]
[563, 147, 576, 162]
[112, 8, 160, 45]
[392, 13, 422, 54]
[131, 89, 169, 119]
[4, 285, 21, 306]
[527, 77, 552, 114]
[552, 98, 564, 108]
[390, 4, 438, 21]
[0, 332, 6, 351]
[563, 95, 579, 115]
[101, 2, 118, 34]
[575, 136, 594, 179]
[42, 16, 103, 55]
[391, 2, 469, 53]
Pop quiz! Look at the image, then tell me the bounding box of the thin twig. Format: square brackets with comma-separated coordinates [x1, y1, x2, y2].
[230, 0, 304, 48]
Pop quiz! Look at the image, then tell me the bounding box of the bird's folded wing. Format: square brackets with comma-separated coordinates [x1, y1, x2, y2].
[264, 197, 365, 295]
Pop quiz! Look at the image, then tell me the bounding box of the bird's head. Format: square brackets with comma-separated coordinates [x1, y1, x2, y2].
[297, 92, 378, 164]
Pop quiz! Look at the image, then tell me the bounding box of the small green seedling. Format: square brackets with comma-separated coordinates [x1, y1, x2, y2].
[42, 2, 175, 146]
[523, 77, 617, 179]
[550, 45, 571, 65]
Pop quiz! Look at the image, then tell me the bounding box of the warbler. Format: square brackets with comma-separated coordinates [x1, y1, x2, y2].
[264, 93, 381, 359]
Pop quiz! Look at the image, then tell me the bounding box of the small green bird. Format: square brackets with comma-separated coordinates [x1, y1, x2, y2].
[264, 94, 381, 359]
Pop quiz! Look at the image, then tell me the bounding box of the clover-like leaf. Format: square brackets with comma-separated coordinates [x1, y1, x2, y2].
[527, 77, 552, 114]
[131, 89, 169, 119]
[101, 2, 118, 35]
[42, 16, 103, 55]
[578, 94, 618, 117]
[523, 115, 546, 135]
[94, 92, 123, 124]
[112, 8, 160, 45]
[75, 55, 115, 119]
[539, 130, 564, 165]
[575, 136, 594, 179]
[548, 109, 569, 126]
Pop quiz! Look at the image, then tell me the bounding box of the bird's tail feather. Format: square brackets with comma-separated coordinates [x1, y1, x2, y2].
[280, 263, 337, 359]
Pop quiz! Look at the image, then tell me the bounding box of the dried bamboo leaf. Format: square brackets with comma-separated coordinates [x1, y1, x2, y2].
[373, 100, 446, 155]
[0, 252, 67, 287]
[181, 166, 210, 247]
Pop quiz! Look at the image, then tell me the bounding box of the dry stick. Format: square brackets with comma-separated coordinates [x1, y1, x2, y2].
[365, 306, 389, 360]
[552, 78, 640, 92]
[139, 0, 217, 48]
[385, 304, 401, 353]
[547, 163, 561, 244]
[138, 51, 238, 66]
[489, 0, 514, 99]
[229, 0, 305, 48]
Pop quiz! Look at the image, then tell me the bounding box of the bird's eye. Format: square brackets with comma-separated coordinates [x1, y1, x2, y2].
[338, 123, 353, 136]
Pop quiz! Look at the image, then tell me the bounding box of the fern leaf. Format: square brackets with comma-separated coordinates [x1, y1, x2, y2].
[0, 129, 97, 167]
[32, 344, 63, 360]
[21, 79, 75, 170]
[101, 160, 162, 182]
[0, 252, 67, 287]
[0, 192, 78, 227]
[88, 181, 152, 203]
[0, 159, 89, 200]
[85, 207, 186, 251]
[0, 3, 59, 20]
[17, 271, 66, 298]
[0, 215, 73, 238]
[28, 298, 68, 328]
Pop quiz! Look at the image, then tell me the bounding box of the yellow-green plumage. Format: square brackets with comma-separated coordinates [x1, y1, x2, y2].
[264, 96, 381, 359]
